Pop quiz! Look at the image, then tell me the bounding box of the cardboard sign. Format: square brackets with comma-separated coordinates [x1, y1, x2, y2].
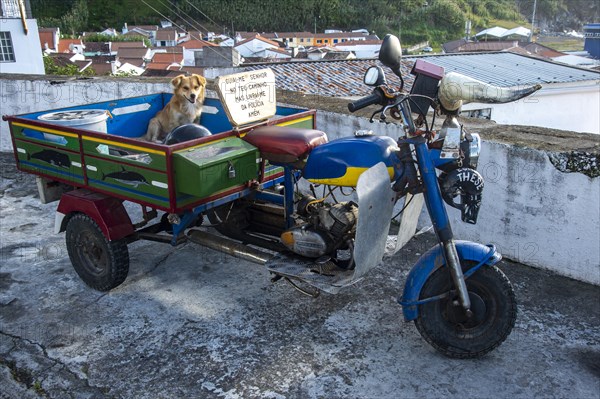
[216, 69, 277, 127]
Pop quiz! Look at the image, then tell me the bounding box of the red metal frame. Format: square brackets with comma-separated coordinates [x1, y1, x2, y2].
[56, 189, 134, 241]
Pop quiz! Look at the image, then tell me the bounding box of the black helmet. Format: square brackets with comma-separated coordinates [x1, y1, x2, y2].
[163, 124, 212, 145]
[440, 167, 484, 224]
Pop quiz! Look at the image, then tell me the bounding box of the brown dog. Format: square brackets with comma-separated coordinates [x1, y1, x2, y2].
[143, 74, 207, 142]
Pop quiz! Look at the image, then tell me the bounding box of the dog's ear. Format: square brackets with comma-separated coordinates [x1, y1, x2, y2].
[171, 75, 184, 88]
[192, 74, 207, 87]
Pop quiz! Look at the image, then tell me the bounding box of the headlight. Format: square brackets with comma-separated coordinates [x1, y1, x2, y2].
[467, 133, 481, 168]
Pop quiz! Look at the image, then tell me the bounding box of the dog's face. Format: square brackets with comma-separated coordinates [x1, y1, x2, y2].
[171, 74, 206, 105]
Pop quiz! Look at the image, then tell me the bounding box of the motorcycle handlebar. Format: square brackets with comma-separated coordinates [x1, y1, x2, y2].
[348, 91, 383, 112]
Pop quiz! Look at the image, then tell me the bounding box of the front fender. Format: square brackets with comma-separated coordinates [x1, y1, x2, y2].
[400, 240, 501, 321]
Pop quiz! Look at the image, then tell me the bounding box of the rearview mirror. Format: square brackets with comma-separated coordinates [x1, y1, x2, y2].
[364, 66, 386, 86]
[379, 34, 402, 71]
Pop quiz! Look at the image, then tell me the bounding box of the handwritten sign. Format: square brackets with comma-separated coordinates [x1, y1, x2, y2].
[216, 68, 277, 127]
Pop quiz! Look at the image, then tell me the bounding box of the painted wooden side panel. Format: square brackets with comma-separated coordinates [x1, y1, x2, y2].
[14, 138, 85, 185]
[6, 94, 315, 213]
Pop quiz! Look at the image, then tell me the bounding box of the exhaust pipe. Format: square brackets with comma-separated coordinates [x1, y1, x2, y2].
[187, 229, 273, 265]
[438, 72, 542, 112]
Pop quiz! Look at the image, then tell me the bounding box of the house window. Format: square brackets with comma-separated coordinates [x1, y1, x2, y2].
[333, 39, 338, 44]
[317, 39, 322, 44]
[460, 108, 491, 120]
[0, 32, 15, 62]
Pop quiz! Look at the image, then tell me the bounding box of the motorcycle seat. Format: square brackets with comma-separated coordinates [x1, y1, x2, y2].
[244, 126, 328, 167]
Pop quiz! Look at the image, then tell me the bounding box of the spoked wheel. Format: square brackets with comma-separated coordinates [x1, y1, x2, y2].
[414, 262, 517, 359]
[66, 214, 129, 291]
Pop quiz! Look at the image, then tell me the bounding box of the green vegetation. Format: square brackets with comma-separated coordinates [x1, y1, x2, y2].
[536, 36, 584, 52]
[84, 33, 151, 47]
[43, 55, 95, 76]
[31, 0, 598, 47]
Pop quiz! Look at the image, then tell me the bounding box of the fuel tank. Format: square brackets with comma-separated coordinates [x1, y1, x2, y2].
[303, 135, 399, 187]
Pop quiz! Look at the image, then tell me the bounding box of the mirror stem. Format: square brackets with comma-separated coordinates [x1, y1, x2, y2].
[393, 68, 405, 91]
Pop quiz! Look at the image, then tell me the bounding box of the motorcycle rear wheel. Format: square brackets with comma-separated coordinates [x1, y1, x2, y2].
[414, 262, 517, 359]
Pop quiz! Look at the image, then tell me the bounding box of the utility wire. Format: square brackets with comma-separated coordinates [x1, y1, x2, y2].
[154, 0, 212, 38]
[140, 0, 233, 64]
[183, 0, 228, 33]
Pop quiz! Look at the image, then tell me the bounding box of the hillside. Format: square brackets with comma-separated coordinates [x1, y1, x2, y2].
[32, 0, 600, 45]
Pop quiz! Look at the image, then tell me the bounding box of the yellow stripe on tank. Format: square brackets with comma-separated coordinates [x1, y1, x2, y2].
[276, 115, 313, 127]
[306, 166, 394, 187]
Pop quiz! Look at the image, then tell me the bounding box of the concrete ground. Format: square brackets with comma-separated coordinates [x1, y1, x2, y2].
[1, 154, 599, 399]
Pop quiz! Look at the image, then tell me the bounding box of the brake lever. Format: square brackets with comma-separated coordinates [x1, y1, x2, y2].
[369, 107, 385, 123]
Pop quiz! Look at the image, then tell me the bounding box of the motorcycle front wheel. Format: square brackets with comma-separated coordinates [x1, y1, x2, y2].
[414, 262, 517, 359]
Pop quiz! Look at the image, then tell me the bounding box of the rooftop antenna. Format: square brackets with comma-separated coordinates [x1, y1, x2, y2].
[465, 19, 472, 41]
[530, 0, 537, 42]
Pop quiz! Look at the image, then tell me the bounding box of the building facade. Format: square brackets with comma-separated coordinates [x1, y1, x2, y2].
[0, 0, 44, 74]
[584, 23, 600, 59]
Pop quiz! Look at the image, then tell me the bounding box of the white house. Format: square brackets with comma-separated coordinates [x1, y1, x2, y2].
[264, 47, 291, 59]
[155, 29, 186, 47]
[39, 27, 59, 53]
[420, 52, 600, 134]
[234, 35, 281, 58]
[177, 39, 218, 66]
[334, 40, 382, 58]
[99, 28, 118, 37]
[0, 0, 44, 74]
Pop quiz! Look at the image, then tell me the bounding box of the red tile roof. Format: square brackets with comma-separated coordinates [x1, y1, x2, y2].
[58, 39, 83, 53]
[457, 41, 518, 52]
[151, 46, 183, 54]
[146, 62, 180, 70]
[155, 30, 179, 42]
[110, 41, 146, 51]
[116, 47, 150, 59]
[117, 58, 144, 67]
[522, 42, 565, 58]
[235, 35, 281, 48]
[152, 52, 184, 63]
[39, 30, 56, 50]
[141, 66, 204, 77]
[89, 61, 114, 75]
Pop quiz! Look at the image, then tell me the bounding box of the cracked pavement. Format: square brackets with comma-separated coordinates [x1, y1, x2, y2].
[1, 153, 599, 398]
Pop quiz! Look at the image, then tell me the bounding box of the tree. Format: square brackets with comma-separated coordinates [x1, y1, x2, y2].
[60, 0, 89, 36]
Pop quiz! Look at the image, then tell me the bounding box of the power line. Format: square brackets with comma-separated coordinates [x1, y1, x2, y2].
[140, 0, 233, 64]
[154, 0, 212, 38]
[183, 0, 228, 33]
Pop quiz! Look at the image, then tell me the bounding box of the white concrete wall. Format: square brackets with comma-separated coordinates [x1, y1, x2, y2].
[235, 39, 276, 57]
[335, 44, 380, 58]
[0, 76, 171, 150]
[462, 82, 600, 135]
[183, 48, 197, 66]
[0, 19, 44, 75]
[442, 141, 599, 285]
[263, 49, 291, 59]
[314, 110, 599, 285]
